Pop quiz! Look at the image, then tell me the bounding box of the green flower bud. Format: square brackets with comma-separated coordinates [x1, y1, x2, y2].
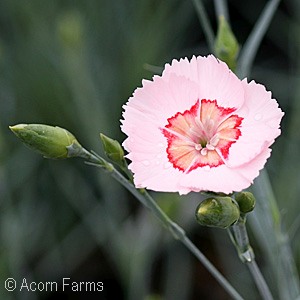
[195, 196, 240, 229]
[235, 191, 256, 213]
[214, 16, 239, 70]
[100, 133, 125, 165]
[9, 124, 82, 159]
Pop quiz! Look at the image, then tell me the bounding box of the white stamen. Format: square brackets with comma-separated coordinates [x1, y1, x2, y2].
[195, 144, 202, 151]
[201, 148, 208, 156]
[206, 144, 215, 151]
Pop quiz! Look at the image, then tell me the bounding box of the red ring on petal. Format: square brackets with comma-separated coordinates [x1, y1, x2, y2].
[162, 99, 243, 173]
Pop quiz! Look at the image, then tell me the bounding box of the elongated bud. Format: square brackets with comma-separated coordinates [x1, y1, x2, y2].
[100, 133, 125, 165]
[214, 16, 239, 70]
[195, 196, 240, 229]
[235, 191, 256, 213]
[9, 124, 83, 159]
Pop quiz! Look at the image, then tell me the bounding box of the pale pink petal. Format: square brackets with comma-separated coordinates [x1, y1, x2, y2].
[123, 74, 199, 128]
[121, 75, 199, 174]
[121, 74, 200, 178]
[128, 155, 189, 194]
[163, 55, 245, 109]
[179, 148, 271, 194]
[235, 148, 271, 184]
[226, 80, 284, 167]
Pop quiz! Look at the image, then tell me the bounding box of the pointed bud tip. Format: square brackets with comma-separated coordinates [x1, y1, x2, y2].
[9, 124, 28, 132]
[214, 16, 239, 70]
[100, 132, 124, 165]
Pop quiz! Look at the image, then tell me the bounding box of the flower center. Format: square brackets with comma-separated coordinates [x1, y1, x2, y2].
[161, 99, 243, 173]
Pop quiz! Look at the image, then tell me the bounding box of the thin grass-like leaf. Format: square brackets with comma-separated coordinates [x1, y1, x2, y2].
[237, 0, 281, 78]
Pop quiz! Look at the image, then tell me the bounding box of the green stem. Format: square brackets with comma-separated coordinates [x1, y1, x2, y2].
[237, 0, 281, 78]
[251, 171, 300, 299]
[248, 261, 273, 300]
[191, 0, 215, 53]
[229, 215, 274, 300]
[80, 149, 244, 300]
[214, 0, 229, 21]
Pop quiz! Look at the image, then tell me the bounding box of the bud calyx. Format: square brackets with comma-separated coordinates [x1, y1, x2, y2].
[235, 191, 256, 213]
[214, 16, 239, 70]
[195, 196, 240, 229]
[100, 133, 125, 165]
[9, 123, 82, 159]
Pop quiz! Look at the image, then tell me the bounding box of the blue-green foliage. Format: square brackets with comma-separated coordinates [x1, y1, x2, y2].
[0, 1, 298, 299]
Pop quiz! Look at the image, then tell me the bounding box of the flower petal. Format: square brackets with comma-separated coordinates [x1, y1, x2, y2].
[121, 55, 284, 194]
[226, 80, 284, 167]
[164, 100, 200, 142]
[163, 55, 245, 109]
[123, 74, 199, 128]
[127, 154, 189, 194]
[121, 74, 200, 187]
[179, 148, 271, 194]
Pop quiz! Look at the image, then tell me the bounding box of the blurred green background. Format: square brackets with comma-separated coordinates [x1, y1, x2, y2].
[0, 0, 299, 299]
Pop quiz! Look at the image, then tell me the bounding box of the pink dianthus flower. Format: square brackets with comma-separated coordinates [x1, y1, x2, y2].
[121, 55, 284, 194]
